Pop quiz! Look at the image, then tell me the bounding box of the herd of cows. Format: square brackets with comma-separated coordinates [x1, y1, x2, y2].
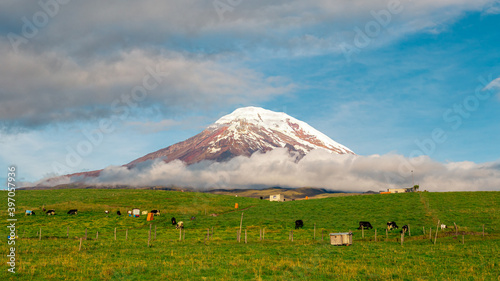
[357, 221, 410, 233]
[26, 208, 451, 234]
[25, 208, 185, 229]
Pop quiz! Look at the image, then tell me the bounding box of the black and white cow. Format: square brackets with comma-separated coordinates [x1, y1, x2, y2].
[67, 209, 78, 215]
[176, 221, 184, 229]
[105, 210, 109, 214]
[171, 217, 177, 226]
[358, 221, 373, 229]
[295, 220, 304, 229]
[150, 210, 160, 216]
[46, 209, 55, 215]
[117, 211, 121, 216]
[401, 225, 408, 233]
[387, 221, 399, 230]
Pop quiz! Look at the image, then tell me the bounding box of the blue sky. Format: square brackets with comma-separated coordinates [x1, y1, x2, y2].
[0, 0, 499, 187]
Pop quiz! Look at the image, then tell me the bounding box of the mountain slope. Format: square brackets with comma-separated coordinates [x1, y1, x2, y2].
[126, 106, 354, 167]
[45, 106, 354, 184]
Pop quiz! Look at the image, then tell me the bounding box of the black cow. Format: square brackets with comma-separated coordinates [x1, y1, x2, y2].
[295, 220, 304, 229]
[117, 211, 121, 216]
[46, 209, 55, 215]
[67, 209, 78, 215]
[387, 221, 399, 230]
[171, 217, 177, 226]
[358, 221, 373, 229]
[401, 225, 408, 233]
[150, 210, 160, 216]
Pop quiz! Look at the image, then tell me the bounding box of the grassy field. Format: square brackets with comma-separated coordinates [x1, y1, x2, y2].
[1, 189, 499, 280]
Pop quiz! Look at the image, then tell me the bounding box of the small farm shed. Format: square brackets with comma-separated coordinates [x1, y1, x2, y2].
[329, 232, 353, 246]
[270, 194, 285, 202]
[132, 208, 140, 217]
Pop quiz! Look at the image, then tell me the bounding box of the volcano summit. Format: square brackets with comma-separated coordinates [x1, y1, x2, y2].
[45, 107, 354, 184]
[126, 106, 354, 167]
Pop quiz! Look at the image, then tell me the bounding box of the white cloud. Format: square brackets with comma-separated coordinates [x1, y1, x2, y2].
[0, 46, 293, 129]
[42, 148, 500, 192]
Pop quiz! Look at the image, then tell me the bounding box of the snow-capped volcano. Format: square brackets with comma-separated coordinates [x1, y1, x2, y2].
[126, 106, 354, 167]
[43, 107, 354, 184]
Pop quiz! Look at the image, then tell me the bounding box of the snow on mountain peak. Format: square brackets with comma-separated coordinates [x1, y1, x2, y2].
[211, 106, 354, 155]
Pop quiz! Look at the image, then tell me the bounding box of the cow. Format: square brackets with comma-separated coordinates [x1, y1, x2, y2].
[358, 221, 373, 230]
[67, 209, 78, 215]
[117, 211, 121, 216]
[25, 210, 35, 216]
[440, 224, 447, 230]
[105, 210, 109, 214]
[295, 220, 304, 229]
[46, 209, 55, 215]
[176, 221, 184, 229]
[190, 216, 196, 221]
[401, 225, 408, 234]
[387, 221, 399, 230]
[150, 210, 160, 216]
[171, 217, 177, 226]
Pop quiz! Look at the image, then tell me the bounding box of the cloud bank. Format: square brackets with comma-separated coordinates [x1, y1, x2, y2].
[42, 148, 500, 192]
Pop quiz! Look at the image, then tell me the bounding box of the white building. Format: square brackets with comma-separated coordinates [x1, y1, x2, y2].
[270, 194, 285, 202]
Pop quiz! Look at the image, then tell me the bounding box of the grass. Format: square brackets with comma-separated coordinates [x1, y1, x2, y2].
[1, 189, 499, 280]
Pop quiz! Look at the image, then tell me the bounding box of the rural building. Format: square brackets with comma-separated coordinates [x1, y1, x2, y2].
[387, 188, 410, 194]
[270, 194, 285, 202]
[329, 232, 353, 246]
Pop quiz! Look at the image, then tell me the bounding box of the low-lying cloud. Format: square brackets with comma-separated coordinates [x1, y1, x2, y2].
[42, 148, 500, 192]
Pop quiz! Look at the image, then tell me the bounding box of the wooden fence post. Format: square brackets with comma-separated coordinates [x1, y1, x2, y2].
[126, 229, 128, 241]
[245, 229, 247, 244]
[39, 228, 42, 241]
[454, 222, 458, 237]
[291, 230, 294, 242]
[148, 224, 151, 246]
[114, 228, 117, 241]
[429, 228, 432, 240]
[482, 225, 485, 237]
[401, 232, 404, 246]
[408, 224, 411, 237]
[239, 212, 244, 243]
[96, 231, 98, 240]
[434, 225, 439, 245]
[79, 238, 82, 251]
[423, 226, 425, 235]
[462, 235, 464, 244]
[85, 228, 87, 240]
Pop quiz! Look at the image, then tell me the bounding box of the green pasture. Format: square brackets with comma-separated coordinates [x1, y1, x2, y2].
[1, 189, 499, 280]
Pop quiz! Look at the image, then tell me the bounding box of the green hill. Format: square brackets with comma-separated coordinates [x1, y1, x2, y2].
[1, 189, 498, 280]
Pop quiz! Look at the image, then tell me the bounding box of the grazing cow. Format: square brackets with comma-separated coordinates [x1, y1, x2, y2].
[46, 209, 55, 215]
[150, 210, 160, 216]
[295, 220, 304, 229]
[171, 217, 177, 226]
[387, 221, 399, 230]
[105, 210, 109, 214]
[440, 224, 447, 230]
[260, 197, 263, 200]
[67, 209, 78, 215]
[117, 211, 121, 216]
[176, 221, 184, 229]
[358, 221, 373, 230]
[401, 225, 408, 233]
[25, 210, 35, 216]
[190, 216, 196, 221]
